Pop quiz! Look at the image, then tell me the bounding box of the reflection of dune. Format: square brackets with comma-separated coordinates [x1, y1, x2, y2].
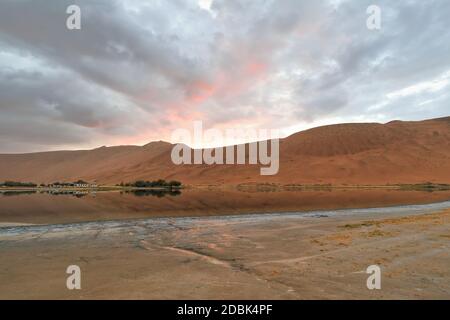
[0, 117, 449, 185]
[1, 188, 450, 225]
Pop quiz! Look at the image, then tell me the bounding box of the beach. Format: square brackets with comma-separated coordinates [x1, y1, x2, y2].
[1, 201, 449, 299]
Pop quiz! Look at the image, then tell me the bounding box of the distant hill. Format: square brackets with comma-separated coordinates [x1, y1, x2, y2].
[0, 117, 449, 186]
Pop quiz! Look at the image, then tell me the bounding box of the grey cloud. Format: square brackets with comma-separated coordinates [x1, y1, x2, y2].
[0, 0, 449, 152]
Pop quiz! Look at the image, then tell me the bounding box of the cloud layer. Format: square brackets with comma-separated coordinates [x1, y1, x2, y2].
[0, 0, 449, 152]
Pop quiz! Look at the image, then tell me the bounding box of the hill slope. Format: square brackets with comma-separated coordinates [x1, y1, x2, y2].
[0, 117, 449, 185]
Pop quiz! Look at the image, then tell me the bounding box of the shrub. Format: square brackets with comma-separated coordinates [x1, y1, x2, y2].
[128, 179, 182, 188]
[1, 181, 37, 187]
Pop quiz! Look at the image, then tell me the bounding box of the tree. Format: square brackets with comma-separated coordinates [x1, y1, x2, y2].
[168, 180, 182, 187]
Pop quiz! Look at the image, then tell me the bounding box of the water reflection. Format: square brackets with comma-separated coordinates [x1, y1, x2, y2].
[124, 189, 181, 197]
[1, 190, 37, 196]
[0, 189, 181, 198]
[1, 188, 450, 226]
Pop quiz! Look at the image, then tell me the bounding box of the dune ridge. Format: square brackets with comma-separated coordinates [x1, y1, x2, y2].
[0, 117, 449, 185]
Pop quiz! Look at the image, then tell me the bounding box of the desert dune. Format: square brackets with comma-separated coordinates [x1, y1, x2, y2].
[0, 117, 449, 186]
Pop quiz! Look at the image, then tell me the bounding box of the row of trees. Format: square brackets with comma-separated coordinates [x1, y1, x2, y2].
[0, 180, 93, 188]
[118, 179, 182, 188]
[50, 180, 90, 186]
[0, 181, 37, 187]
[1, 179, 182, 188]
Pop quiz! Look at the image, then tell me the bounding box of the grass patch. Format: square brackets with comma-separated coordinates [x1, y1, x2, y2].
[341, 221, 377, 229]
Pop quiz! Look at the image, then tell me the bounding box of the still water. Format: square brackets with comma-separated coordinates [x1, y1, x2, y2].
[1, 188, 450, 226]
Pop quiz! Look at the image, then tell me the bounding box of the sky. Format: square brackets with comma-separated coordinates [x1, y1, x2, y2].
[0, 0, 449, 153]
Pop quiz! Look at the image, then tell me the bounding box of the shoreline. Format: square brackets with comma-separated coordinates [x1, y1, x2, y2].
[0, 186, 183, 192]
[2, 199, 450, 233]
[1, 187, 450, 227]
[1, 204, 449, 299]
[1, 182, 450, 192]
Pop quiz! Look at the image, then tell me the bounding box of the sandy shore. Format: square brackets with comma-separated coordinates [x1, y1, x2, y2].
[0, 202, 449, 299]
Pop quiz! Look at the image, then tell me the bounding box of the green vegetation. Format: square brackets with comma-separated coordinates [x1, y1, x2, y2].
[0, 181, 37, 187]
[0, 179, 181, 190]
[121, 179, 182, 188]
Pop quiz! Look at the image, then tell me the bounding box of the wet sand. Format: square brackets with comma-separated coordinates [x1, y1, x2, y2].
[0, 202, 449, 299]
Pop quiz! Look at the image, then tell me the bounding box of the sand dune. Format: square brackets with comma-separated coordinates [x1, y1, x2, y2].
[0, 117, 449, 185]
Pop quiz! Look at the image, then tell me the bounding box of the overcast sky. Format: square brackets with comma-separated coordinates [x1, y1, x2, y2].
[0, 0, 449, 153]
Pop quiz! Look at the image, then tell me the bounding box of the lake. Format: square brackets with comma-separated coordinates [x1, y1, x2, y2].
[1, 188, 450, 226]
